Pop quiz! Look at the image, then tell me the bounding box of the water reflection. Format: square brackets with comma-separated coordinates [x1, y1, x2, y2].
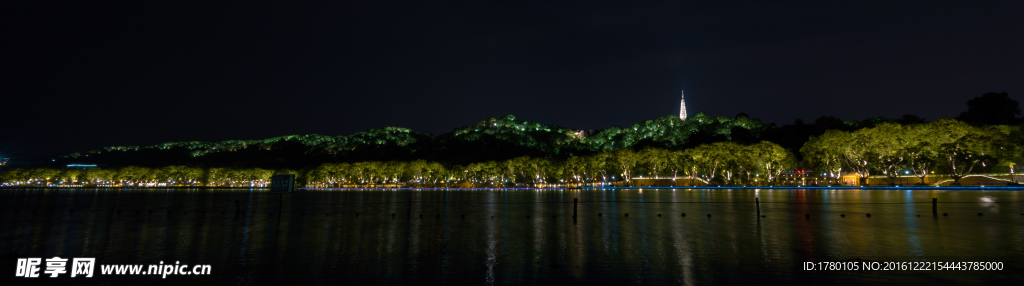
[1, 188, 1023, 284]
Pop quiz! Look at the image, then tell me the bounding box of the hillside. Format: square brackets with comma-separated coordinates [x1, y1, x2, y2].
[52, 113, 907, 169]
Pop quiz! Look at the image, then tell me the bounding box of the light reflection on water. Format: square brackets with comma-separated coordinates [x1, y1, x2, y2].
[1, 188, 1023, 285]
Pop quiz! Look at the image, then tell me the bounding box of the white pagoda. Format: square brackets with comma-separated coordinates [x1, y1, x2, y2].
[679, 90, 687, 120]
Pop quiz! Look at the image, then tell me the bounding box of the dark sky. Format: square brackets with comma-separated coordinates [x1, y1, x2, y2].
[4, 1, 1024, 161]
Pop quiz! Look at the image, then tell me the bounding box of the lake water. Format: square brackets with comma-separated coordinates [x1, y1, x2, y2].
[1, 188, 1023, 285]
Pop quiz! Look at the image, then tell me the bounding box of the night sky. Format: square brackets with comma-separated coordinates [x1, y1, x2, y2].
[4, 2, 1024, 162]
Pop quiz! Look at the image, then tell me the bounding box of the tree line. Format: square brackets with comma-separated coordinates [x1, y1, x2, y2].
[1, 141, 792, 187]
[4, 117, 1020, 187]
[38, 92, 1020, 170]
[803, 119, 1020, 185]
[0, 166, 288, 187]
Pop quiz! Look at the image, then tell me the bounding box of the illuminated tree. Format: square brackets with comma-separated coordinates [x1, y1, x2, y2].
[857, 123, 908, 185]
[308, 163, 347, 187]
[404, 160, 429, 183]
[524, 157, 552, 184]
[249, 168, 274, 186]
[841, 131, 873, 185]
[689, 143, 730, 184]
[56, 169, 81, 184]
[664, 150, 693, 182]
[714, 142, 745, 185]
[903, 120, 973, 184]
[427, 162, 448, 184]
[939, 133, 994, 185]
[586, 152, 611, 182]
[0, 169, 26, 185]
[801, 130, 851, 184]
[609, 149, 640, 182]
[206, 168, 227, 186]
[114, 166, 151, 185]
[478, 161, 502, 184]
[638, 147, 669, 179]
[563, 156, 587, 183]
[506, 156, 531, 184]
[156, 166, 203, 185]
[380, 161, 406, 183]
[983, 125, 1022, 176]
[747, 141, 795, 186]
[733, 145, 757, 185]
[82, 168, 115, 184]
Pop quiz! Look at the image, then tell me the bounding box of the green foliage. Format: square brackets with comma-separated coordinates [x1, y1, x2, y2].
[40, 114, 1022, 186]
[799, 119, 1019, 185]
[449, 115, 577, 154]
[62, 128, 428, 158]
[582, 113, 767, 150]
[58, 113, 769, 164]
[12, 118, 1022, 187]
[11, 140, 802, 187]
[857, 123, 908, 184]
[746, 141, 795, 185]
[801, 130, 851, 181]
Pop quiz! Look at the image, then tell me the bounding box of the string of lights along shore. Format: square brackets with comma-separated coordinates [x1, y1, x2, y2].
[679, 90, 687, 120]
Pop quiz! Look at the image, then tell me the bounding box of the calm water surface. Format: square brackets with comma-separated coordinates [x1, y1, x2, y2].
[2, 188, 1023, 285]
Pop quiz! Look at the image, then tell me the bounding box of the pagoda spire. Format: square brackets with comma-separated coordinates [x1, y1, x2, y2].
[679, 90, 688, 120]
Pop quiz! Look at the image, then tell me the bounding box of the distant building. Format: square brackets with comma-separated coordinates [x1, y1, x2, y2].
[67, 164, 97, 169]
[841, 174, 861, 185]
[679, 90, 688, 120]
[0, 157, 8, 166]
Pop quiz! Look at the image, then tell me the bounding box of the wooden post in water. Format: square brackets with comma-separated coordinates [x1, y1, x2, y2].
[573, 198, 578, 218]
[755, 197, 760, 217]
[932, 198, 937, 216]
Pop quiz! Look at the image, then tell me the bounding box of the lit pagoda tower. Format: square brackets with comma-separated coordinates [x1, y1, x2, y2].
[679, 90, 688, 120]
